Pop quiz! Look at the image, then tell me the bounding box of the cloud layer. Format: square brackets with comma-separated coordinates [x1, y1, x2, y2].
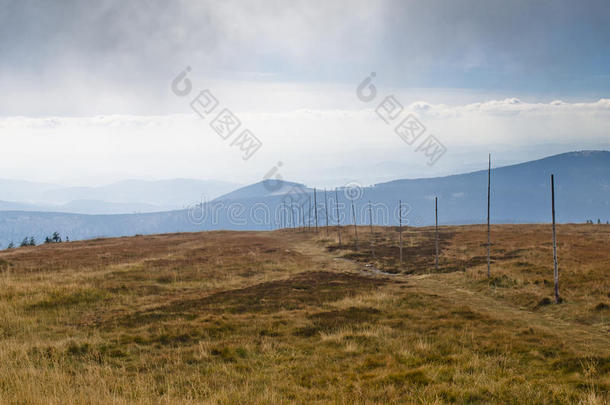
[1, 97, 608, 186]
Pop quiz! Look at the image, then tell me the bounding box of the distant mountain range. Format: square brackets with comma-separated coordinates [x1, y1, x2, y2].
[1, 151, 608, 249]
[0, 178, 240, 214]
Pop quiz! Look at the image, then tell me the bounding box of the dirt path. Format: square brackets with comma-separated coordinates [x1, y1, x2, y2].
[286, 232, 610, 357]
[413, 275, 610, 356]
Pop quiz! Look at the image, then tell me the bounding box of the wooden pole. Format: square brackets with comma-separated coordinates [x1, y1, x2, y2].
[301, 203, 305, 232]
[551, 174, 560, 304]
[314, 188, 319, 232]
[324, 188, 330, 236]
[369, 200, 374, 257]
[487, 153, 491, 278]
[281, 201, 286, 229]
[291, 202, 296, 230]
[351, 200, 358, 251]
[435, 197, 439, 272]
[335, 188, 342, 246]
[308, 197, 312, 230]
[399, 200, 403, 265]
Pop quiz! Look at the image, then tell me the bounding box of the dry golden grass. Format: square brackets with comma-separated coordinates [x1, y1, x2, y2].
[0, 225, 608, 404]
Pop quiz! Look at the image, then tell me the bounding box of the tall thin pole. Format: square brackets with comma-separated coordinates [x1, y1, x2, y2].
[551, 174, 560, 304]
[291, 202, 296, 231]
[435, 197, 439, 272]
[281, 201, 286, 229]
[314, 188, 319, 232]
[351, 200, 358, 251]
[300, 203, 304, 232]
[286, 201, 290, 229]
[399, 200, 403, 265]
[487, 153, 491, 278]
[324, 188, 330, 236]
[307, 198, 313, 231]
[368, 200, 374, 257]
[335, 188, 341, 246]
[308, 197, 312, 230]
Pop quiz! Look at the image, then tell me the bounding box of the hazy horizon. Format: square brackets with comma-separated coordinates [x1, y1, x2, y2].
[2, 148, 609, 190]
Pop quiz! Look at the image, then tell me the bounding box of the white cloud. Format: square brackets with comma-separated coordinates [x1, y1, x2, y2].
[1, 97, 608, 186]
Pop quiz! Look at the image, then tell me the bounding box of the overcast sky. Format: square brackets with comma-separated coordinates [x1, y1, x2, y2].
[1, 0, 609, 187]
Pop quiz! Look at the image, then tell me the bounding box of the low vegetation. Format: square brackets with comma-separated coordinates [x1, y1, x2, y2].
[0, 225, 607, 404]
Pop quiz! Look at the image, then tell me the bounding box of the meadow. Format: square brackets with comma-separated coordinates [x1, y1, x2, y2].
[0, 224, 608, 404]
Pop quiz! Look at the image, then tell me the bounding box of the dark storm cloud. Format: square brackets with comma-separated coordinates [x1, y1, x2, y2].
[378, 0, 610, 91]
[0, 0, 609, 115]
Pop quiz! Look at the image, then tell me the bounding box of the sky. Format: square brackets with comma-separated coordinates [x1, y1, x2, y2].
[0, 0, 609, 188]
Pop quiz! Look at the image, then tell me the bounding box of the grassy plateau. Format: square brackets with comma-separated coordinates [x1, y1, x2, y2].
[0, 224, 608, 404]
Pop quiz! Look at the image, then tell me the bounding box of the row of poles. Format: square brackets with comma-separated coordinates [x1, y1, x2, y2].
[278, 189, 397, 255]
[278, 187, 438, 276]
[485, 154, 560, 303]
[278, 154, 561, 304]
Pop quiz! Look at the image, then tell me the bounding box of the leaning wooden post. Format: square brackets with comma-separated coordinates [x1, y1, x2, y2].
[314, 188, 319, 232]
[351, 200, 358, 251]
[487, 153, 491, 278]
[399, 200, 403, 265]
[368, 200, 375, 257]
[551, 174, 560, 304]
[324, 188, 330, 236]
[335, 188, 342, 246]
[435, 197, 439, 272]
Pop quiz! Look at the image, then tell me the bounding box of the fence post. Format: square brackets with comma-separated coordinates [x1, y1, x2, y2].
[551, 174, 560, 303]
[435, 197, 439, 272]
[487, 153, 491, 278]
[314, 188, 319, 232]
[369, 200, 375, 257]
[399, 200, 403, 265]
[335, 188, 342, 246]
[324, 188, 330, 236]
[351, 200, 358, 251]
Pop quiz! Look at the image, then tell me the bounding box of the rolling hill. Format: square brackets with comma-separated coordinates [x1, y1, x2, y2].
[0, 151, 608, 248]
